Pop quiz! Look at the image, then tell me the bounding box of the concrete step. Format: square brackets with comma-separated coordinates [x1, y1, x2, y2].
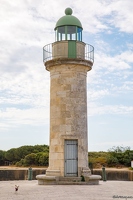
[57, 181, 90, 185]
[59, 177, 81, 182]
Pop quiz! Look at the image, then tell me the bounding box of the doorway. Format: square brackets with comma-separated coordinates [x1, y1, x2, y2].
[64, 140, 78, 177]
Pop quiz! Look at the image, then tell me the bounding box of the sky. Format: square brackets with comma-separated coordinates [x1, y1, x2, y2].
[0, 0, 133, 152]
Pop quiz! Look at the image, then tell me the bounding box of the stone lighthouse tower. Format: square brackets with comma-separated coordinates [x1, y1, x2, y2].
[37, 8, 101, 184]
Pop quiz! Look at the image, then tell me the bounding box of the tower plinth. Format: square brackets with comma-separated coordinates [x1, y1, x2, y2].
[36, 8, 101, 185]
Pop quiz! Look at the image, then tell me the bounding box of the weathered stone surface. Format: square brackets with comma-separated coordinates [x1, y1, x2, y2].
[52, 41, 85, 60]
[36, 174, 58, 185]
[45, 59, 92, 177]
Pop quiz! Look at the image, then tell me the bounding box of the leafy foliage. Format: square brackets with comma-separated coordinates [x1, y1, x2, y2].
[108, 146, 130, 153]
[89, 146, 133, 168]
[88, 152, 108, 168]
[16, 152, 49, 167]
[36, 152, 49, 166]
[0, 150, 6, 165]
[5, 148, 18, 163]
[2, 144, 49, 166]
[1, 145, 133, 168]
[107, 146, 133, 167]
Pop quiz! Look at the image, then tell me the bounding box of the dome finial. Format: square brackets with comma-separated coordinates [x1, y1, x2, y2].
[65, 8, 73, 15]
[55, 7, 82, 30]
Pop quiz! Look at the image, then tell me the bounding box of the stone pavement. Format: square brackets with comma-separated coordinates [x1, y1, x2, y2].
[0, 180, 133, 200]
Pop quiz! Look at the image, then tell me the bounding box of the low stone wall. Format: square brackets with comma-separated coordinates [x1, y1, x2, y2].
[93, 169, 133, 181]
[0, 169, 46, 181]
[0, 169, 133, 181]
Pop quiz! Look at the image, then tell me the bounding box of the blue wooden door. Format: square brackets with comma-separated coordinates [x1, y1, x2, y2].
[64, 140, 78, 177]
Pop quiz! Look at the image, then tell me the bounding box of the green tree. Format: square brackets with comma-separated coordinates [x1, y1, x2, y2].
[107, 146, 132, 167]
[0, 150, 6, 165]
[16, 151, 49, 167]
[24, 153, 37, 166]
[38, 152, 49, 166]
[106, 155, 119, 166]
[122, 150, 133, 166]
[5, 144, 49, 164]
[108, 146, 130, 153]
[5, 148, 18, 163]
[33, 145, 49, 153]
[88, 151, 108, 168]
[16, 159, 25, 167]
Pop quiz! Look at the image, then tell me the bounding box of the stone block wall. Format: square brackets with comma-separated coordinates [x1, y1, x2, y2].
[46, 62, 91, 176]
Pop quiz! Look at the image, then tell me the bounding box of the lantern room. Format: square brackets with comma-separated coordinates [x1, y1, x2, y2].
[54, 7, 83, 42]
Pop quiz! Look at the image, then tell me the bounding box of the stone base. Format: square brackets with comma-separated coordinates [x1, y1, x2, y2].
[36, 174, 101, 185]
[36, 175, 59, 185]
[85, 175, 102, 185]
[46, 169, 61, 176]
[81, 167, 91, 177]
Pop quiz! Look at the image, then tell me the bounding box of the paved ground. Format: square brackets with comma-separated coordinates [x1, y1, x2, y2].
[0, 180, 133, 200]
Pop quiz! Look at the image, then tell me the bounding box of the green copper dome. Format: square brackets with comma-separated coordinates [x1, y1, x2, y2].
[54, 8, 83, 30]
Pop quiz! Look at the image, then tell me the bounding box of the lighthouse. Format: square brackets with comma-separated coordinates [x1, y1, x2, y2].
[36, 8, 101, 184]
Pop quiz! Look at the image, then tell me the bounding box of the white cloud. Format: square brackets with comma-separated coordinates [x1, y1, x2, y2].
[88, 89, 109, 100]
[89, 140, 133, 151]
[95, 52, 132, 72]
[109, 0, 133, 33]
[88, 103, 133, 116]
[0, 0, 133, 151]
[117, 51, 133, 63]
[0, 107, 49, 126]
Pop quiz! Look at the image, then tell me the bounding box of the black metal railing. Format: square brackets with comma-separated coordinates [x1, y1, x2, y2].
[43, 43, 94, 63]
